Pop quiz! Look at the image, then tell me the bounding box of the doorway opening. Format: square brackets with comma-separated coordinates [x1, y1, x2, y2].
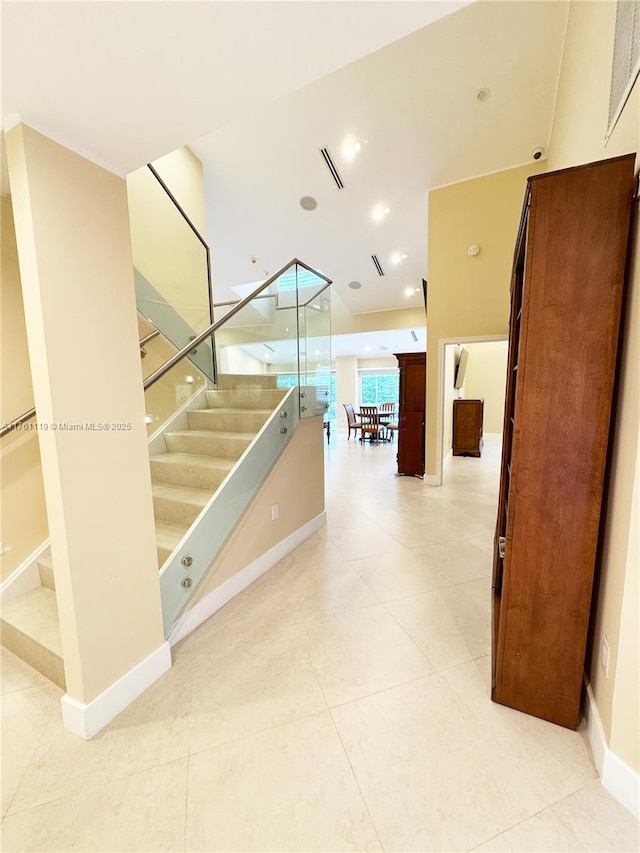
[438, 337, 508, 485]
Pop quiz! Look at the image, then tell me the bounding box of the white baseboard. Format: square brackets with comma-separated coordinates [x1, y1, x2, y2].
[60, 641, 172, 740]
[423, 474, 440, 486]
[0, 538, 51, 604]
[585, 680, 640, 818]
[169, 511, 327, 646]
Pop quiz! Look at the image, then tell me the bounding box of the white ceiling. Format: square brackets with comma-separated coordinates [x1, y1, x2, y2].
[1, 0, 569, 331]
[191, 0, 569, 314]
[1, 0, 469, 176]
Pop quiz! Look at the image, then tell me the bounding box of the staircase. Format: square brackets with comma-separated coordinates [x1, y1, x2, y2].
[151, 374, 286, 568]
[0, 373, 287, 687]
[1, 549, 65, 688]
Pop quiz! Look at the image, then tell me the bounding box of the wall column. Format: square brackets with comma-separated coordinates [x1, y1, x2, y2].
[6, 124, 168, 737]
[335, 356, 358, 431]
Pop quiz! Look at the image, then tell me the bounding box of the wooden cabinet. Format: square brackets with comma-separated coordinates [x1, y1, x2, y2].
[492, 155, 635, 730]
[394, 352, 426, 476]
[453, 399, 483, 457]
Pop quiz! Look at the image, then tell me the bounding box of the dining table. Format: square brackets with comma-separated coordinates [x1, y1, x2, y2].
[356, 406, 397, 442]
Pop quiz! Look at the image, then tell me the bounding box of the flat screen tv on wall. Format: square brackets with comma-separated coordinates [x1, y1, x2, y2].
[454, 347, 469, 390]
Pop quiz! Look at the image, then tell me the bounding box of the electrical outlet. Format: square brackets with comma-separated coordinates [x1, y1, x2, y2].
[271, 504, 279, 521]
[600, 635, 610, 678]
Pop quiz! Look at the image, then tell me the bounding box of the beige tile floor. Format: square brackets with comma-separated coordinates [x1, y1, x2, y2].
[2, 433, 639, 852]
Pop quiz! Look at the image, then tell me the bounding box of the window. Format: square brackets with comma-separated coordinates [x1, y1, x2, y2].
[359, 370, 399, 407]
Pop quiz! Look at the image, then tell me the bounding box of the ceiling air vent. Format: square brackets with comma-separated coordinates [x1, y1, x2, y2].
[320, 147, 344, 190]
[371, 254, 385, 276]
[410, 330, 418, 342]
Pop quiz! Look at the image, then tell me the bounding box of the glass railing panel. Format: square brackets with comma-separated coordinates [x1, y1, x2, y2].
[142, 350, 206, 437]
[127, 164, 214, 379]
[160, 386, 299, 635]
[212, 262, 331, 420]
[298, 267, 331, 419]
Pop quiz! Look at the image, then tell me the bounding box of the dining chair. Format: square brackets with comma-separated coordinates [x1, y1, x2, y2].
[379, 402, 398, 441]
[343, 404, 362, 440]
[359, 406, 385, 443]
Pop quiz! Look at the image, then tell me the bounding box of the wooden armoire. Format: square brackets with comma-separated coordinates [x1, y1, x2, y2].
[394, 352, 426, 476]
[492, 154, 636, 729]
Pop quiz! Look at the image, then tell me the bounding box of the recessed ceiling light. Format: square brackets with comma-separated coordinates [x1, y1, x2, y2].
[342, 140, 362, 159]
[300, 196, 318, 211]
[476, 87, 491, 102]
[348, 280, 362, 290]
[372, 205, 390, 221]
[364, 345, 371, 352]
[404, 286, 415, 297]
[391, 252, 408, 265]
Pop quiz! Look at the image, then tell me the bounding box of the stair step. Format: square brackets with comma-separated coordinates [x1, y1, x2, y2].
[152, 482, 211, 527]
[1, 587, 65, 689]
[36, 548, 55, 591]
[155, 520, 189, 568]
[150, 452, 235, 490]
[205, 389, 287, 410]
[164, 429, 254, 459]
[216, 373, 279, 391]
[187, 408, 272, 433]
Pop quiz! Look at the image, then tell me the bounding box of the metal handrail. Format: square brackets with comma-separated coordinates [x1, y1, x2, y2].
[2, 261, 331, 432]
[144, 258, 332, 391]
[1, 407, 37, 438]
[214, 278, 332, 311]
[139, 330, 161, 347]
[2, 326, 163, 438]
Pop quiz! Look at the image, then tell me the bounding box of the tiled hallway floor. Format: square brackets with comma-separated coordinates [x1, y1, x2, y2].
[2, 434, 639, 851]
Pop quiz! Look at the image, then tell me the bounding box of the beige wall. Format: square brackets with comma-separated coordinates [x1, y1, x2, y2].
[332, 289, 425, 336]
[0, 195, 49, 580]
[151, 147, 207, 234]
[6, 124, 164, 704]
[335, 356, 358, 430]
[461, 341, 508, 434]
[127, 147, 211, 335]
[546, 0, 639, 775]
[426, 161, 545, 476]
[190, 416, 324, 603]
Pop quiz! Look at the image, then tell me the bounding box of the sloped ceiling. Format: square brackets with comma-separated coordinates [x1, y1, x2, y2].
[1, 1, 569, 322]
[1, 0, 469, 175]
[191, 0, 569, 314]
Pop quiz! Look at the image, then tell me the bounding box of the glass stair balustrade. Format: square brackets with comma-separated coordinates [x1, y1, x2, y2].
[143, 260, 331, 636]
[128, 163, 215, 381]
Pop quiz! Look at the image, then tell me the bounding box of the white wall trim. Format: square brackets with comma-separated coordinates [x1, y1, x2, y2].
[0, 538, 50, 604]
[584, 680, 640, 818]
[60, 641, 172, 740]
[169, 511, 327, 646]
[434, 335, 508, 486]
